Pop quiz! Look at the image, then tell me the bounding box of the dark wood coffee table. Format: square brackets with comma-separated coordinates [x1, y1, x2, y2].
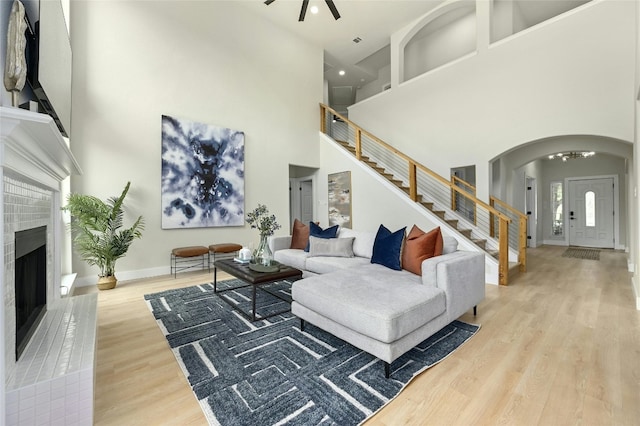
[213, 258, 302, 321]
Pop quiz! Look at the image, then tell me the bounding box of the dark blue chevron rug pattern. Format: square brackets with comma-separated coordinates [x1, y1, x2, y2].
[144, 279, 479, 426]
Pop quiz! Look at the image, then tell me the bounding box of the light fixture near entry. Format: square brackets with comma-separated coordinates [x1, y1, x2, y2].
[548, 151, 595, 162]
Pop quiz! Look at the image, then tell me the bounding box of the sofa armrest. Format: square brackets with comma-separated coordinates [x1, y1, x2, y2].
[421, 251, 485, 319]
[269, 235, 292, 253]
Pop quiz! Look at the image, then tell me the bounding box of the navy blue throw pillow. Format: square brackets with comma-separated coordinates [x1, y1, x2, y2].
[304, 222, 339, 252]
[371, 224, 406, 270]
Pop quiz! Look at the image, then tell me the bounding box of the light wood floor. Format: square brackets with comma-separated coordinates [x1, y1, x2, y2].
[76, 245, 640, 425]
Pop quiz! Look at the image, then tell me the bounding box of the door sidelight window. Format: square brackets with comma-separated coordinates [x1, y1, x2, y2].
[585, 191, 595, 227]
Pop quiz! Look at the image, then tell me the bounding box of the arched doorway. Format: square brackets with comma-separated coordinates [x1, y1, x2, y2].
[490, 135, 632, 250]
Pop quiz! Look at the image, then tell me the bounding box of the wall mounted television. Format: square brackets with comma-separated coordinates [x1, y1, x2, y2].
[23, 0, 71, 137]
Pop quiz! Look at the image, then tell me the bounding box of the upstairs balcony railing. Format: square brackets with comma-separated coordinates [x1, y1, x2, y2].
[320, 103, 526, 285]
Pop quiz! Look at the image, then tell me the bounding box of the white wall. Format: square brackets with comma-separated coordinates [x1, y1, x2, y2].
[491, 0, 538, 43]
[634, 0, 640, 308]
[403, 7, 476, 82]
[69, 1, 323, 284]
[355, 64, 391, 103]
[316, 135, 440, 233]
[350, 0, 636, 204]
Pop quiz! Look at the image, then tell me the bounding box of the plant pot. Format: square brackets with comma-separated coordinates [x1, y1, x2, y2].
[97, 275, 117, 290]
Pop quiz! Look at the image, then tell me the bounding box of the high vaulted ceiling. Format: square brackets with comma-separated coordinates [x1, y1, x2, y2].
[241, 1, 442, 97]
[241, 0, 590, 108]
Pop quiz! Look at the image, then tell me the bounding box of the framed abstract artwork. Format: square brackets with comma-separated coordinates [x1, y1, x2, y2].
[328, 171, 352, 228]
[161, 115, 245, 229]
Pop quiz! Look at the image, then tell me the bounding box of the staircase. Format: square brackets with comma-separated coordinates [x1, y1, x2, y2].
[336, 140, 492, 254]
[321, 104, 527, 285]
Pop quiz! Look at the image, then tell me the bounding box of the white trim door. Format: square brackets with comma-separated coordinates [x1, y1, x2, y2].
[525, 176, 536, 248]
[300, 180, 313, 225]
[289, 176, 315, 229]
[568, 177, 615, 248]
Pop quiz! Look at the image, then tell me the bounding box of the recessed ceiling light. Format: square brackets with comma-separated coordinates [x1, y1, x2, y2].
[310, 5, 319, 14]
[339, 70, 346, 76]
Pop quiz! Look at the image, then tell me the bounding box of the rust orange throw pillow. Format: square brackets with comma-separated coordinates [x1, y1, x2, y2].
[290, 219, 311, 250]
[402, 225, 443, 275]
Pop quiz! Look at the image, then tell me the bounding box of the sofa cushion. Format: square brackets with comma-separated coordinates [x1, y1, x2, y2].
[308, 236, 355, 258]
[290, 219, 311, 250]
[402, 225, 443, 275]
[305, 255, 371, 274]
[443, 236, 458, 254]
[338, 228, 375, 259]
[305, 222, 339, 252]
[370, 225, 406, 270]
[273, 249, 309, 271]
[292, 264, 446, 343]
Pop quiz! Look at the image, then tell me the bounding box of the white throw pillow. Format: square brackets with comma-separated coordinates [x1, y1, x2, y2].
[338, 228, 375, 258]
[308, 236, 355, 258]
[442, 236, 458, 254]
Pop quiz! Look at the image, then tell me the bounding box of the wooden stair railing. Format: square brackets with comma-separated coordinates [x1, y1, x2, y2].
[320, 103, 523, 285]
[451, 175, 477, 226]
[490, 196, 528, 273]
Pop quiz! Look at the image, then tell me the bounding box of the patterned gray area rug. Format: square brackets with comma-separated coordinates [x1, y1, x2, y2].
[562, 247, 601, 260]
[144, 280, 480, 426]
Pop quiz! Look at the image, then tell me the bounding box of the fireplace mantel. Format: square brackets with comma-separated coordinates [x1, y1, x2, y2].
[0, 106, 82, 187]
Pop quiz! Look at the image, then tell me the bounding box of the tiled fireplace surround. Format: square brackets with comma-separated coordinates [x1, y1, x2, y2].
[1, 107, 95, 425]
[4, 176, 56, 370]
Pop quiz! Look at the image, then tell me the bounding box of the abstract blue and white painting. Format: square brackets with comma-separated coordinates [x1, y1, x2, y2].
[161, 115, 244, 229]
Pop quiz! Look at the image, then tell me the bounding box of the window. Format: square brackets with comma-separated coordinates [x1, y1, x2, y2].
[585, 191, 595, 227]
[551, 182, 563, 236]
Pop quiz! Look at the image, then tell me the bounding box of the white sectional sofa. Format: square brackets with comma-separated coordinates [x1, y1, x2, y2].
[269, 226, 485, 378]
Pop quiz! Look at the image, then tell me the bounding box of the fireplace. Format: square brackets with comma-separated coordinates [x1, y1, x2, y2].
[14, 226, 48, 360]
[2, 106, 86, 425]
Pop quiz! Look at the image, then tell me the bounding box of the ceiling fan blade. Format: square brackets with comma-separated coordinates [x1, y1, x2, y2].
[298, 0, 309, 21]
[325, 0, 341, 20]
[264, 0, 276, 5]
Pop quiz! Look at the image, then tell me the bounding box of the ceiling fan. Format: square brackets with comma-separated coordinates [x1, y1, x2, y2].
[264, 0, 341, 22]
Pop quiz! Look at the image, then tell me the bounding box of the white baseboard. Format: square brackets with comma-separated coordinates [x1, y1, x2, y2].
[543, 240, 628, 252]
[542, 239, 566, 246]
[633, 275, 640, 311]
[73, 266, 184, 288]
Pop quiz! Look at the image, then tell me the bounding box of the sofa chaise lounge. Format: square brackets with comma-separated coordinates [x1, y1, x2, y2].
[269, 225, 485, 377]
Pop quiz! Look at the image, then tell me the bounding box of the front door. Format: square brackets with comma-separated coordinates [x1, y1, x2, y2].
[568, 177, 615, 248]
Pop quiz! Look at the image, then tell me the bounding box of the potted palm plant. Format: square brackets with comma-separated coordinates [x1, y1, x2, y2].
[62, 181, 144, 290]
